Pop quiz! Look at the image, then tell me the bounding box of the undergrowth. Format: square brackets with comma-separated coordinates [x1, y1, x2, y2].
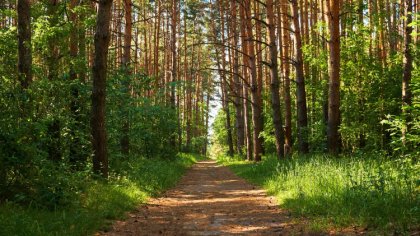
[0, 153, 202, 236]
[218, 153, 419, 234]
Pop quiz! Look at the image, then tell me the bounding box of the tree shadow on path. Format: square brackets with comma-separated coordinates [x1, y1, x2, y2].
[100, 160, 323, 236]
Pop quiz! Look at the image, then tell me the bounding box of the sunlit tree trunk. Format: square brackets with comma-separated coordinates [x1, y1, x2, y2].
[280, 1, 292, 155]
[244, 0, 264, 162]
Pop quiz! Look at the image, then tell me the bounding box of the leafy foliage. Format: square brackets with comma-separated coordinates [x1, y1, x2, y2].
[0, 4, 183, 206]
[0, 153, 201, 236]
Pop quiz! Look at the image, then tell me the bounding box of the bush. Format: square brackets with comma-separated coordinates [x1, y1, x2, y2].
[0, 153, 201, 236]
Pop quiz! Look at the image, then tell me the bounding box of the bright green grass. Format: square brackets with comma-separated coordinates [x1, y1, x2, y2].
[219, 154, 419, 234]
[0, 153, 203, 236]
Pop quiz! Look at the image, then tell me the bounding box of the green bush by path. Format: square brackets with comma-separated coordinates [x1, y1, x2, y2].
[218, 154, 419, 234]
[0, 153, 203, 236]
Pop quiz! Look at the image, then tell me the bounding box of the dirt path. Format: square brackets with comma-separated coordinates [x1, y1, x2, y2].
[100, 160, 314, 235]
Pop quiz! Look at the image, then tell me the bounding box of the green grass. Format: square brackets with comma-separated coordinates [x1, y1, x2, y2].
[218, 153, 419, 234]
[0, 153, 203, 236]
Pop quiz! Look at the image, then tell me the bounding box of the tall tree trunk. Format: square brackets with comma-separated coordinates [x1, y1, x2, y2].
[291, 0, 309, 153]
[326, 0, 341, 154]
[46, 0, 59, 81]
[120, 0, 132, 156]
[78, 0, 87, 83]
[240, 2, 253, 160]
[170, 0, 177, 108]
[91, 0, 113, 178]
[280, 1, 292, 155]
[231, 0, 244, 155]
[17, 0, 32, 89]
[243, 84, 252, 160]
[46, 0, 61, 162]
[244, 0, 264, 162]
[69, 0, 78, 81]
[217, 0, 234, 157]
[185, 12, 192, 151]
[321, 0, 329, 137]
[402, 0, 413, 143]
[267, 0, 285, 158]
[170, 0, 178, 148]
[254, 3, 264, 150]
[153, 0, 161, 78]
[69, 0, 84, 167]
[222, 78, 234, 157]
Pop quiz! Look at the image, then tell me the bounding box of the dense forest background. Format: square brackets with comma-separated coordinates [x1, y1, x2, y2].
[210, 0, 420, 159]
[0, 0, 419, 234]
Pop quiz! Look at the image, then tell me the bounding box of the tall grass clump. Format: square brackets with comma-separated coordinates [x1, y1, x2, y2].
[0, 153, 202, 236]
[219, 153, 419, 233]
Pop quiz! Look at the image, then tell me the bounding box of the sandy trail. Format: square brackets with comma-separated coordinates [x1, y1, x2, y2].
[100, 160, 318, 235]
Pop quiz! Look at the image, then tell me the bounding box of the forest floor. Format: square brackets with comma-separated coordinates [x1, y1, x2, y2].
[98, 160, 364, 236]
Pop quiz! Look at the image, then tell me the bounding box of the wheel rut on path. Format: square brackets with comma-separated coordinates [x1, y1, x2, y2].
[100, 160, 313, 235]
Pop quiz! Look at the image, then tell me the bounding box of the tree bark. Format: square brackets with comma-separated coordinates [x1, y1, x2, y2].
[170, 0, 178, 148]
[240, 2, 253, 160]
[402, 0, 413, 142]
[69, 0, 83, 167]
[171, 0, 177, 108]
[78, 0, 87, 83]
[153, 0, 161, 78]
[244, 0, 264, 162]
[231, 0, 245, 156]
[326, 0, 341, 154]
[220, 0, 234, 157]
[45, 0, 62, 162]
[69, 0, 78, 82]
[267, 0, 285, 159]
[91, 0, 113, 178]
[46, 0, 59, 81]
[291, 0, 309, 153]
[120, 0, 132, 155]
[17, 0, 32, 89]
[185, 12, 192, 151]
[280, 1, 292, 155]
